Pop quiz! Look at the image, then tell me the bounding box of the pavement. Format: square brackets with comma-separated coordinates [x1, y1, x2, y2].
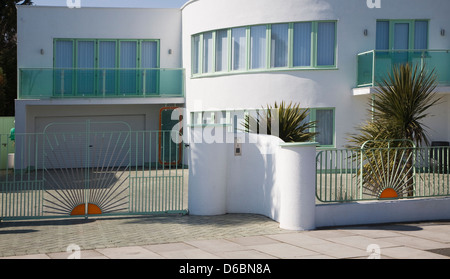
[0, 213, 450, 260]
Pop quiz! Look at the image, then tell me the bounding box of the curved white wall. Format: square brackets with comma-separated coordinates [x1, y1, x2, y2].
[188, 127, 318, 230]
[182, 0, 450, 148]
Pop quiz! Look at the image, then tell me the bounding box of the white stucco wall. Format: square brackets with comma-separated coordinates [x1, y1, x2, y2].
[181, 0, 450, 148]
[17, 6, 182, 69]
[188, 127, 318, 230]
[316, 197, 450, 228]
[16, 6, 185, 134]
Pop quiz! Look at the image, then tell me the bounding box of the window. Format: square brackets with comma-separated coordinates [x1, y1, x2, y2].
[54, 39, 159, 96]
[250, 25, 267, 70]
[191, 20, 337, 77]
[232, 27, 247, 71]
[215, 30, 229, 72]
[376, 20, 428, 50]
[270, 23, 289, 68]
[317, 22, 336, 66]
[191, 108, 335, 147]
[203, 32, 213, 73]
[375, 21, 389, 50]
[77, 40, 95, 95]
[192, 35, 201, 74]
[414, 21, 428, 50]
[293, 22, 312, 67]
[98, 41, 117, 95]
[313, 109, 334, 146]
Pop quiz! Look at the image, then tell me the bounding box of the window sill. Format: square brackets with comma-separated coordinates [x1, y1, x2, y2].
[191, 66, 338, 79]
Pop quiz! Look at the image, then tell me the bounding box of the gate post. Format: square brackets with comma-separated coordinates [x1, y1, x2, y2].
[277, 142, 318, 231]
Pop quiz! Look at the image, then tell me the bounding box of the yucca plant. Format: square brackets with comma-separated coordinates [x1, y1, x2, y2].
[242, 101, 317, 143]
[348, 63, 441, 198]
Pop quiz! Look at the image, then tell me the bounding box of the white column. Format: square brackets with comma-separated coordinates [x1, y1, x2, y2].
[277, 142, 317, 230]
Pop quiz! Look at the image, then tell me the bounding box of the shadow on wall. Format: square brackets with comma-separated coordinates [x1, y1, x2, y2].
[187, 126, 283, 219]
[187, 126, 318, 230]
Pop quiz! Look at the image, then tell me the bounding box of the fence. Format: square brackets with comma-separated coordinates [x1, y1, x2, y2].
[0, 129, 188, 220]
[316, 145, 450, 203]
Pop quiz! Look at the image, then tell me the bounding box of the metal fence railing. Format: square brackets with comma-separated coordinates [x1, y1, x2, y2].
[316, 145, 450, 203]
[0, 130, 188, 220]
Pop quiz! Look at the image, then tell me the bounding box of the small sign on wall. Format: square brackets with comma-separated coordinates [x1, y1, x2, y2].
[234, 137, 242, 156]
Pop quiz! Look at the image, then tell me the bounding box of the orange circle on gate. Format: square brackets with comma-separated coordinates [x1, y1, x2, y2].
[70, 203, 102, 215]
[379, 188, 398, 199]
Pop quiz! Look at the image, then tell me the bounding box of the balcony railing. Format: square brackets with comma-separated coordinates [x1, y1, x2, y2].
[357, 49, 450, 87]
[18, 68, 185, 99]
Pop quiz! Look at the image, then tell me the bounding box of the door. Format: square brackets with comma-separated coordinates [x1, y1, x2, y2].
[392, 22, 410, 64]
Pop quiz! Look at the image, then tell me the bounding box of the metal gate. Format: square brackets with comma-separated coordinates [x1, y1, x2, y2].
[0, 121, 188, 220]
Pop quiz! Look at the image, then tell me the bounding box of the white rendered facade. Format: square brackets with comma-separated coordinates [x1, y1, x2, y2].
[182, 0, 450, 148]
[16, 6, 184, 135]
[16, 0, 450, 148]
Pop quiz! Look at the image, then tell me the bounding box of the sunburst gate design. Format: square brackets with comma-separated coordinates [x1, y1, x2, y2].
[360, 140, 416, 199]
[42, 122, 131, 216]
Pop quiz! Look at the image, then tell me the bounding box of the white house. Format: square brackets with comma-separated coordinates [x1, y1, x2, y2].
[8, 0, 450, 226]
[15, 0, 450, 149]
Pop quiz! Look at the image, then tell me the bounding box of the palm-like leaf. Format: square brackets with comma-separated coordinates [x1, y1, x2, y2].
[372, 63, 441, 146]
[348, 63, 441, 198]
[243, 101, 317, 143]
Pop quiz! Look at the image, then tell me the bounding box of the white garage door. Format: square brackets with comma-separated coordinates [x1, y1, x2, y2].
[35, 115, 145, 169]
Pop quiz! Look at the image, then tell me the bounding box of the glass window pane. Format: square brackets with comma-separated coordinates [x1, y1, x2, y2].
[215, 29, 228, 72]
[77, 41, 95, 68]
[98, 41, 117, 95]
[99, 41, 116, 68]
[293, 22, 311, 67]
[141, 41, 158, 68]
[120, 41, 137, 68]
[120, 41, 137, 94]
[315, 109, 334, 146]
[270, 23, 289, 68]
[54, 40, 74, 95]
[232, 27, 247, 71]
[77, 41, 95, 95]
[376, 21, 390, 50]
[317, 22, 336, 66]
[394, 23, 409, 50]
[141, 41, 158, 94]
[55, 40, 74, 68]
[192, 35, 201, 74]
[414, 21, 428, 50]
[250, 25, 267, 69]
[203, 32, 213, 73]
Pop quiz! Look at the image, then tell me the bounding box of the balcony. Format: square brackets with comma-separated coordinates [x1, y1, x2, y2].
[356, 49, 450, 93]
[18, 68, 185, 99]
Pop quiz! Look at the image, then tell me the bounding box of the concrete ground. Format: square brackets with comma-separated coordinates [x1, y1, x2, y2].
[0, 213, 450, 260]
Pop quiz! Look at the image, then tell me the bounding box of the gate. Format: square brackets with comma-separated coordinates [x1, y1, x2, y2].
[0, 121, 188, 220]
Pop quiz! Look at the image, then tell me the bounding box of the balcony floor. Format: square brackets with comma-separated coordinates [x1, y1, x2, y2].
[352, 85, 450, 96]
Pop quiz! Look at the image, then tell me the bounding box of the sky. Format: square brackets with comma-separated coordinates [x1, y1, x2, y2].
[30, 0, 190, 8]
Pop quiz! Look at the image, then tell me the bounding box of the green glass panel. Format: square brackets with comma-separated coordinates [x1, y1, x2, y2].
[18, 68, 184, 99]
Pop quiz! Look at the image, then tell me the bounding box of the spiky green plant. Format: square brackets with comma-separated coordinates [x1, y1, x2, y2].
[348, 63, 441, 198]
[243, 101, 317, 143]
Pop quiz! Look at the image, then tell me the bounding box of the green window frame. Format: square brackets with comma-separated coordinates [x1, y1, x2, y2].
[189, 107, 335, 148]
[191, 20, 337, 77]
[375, 19, 429, 50]
[53, 38, 160, 96]
[309, 108, 335, 148]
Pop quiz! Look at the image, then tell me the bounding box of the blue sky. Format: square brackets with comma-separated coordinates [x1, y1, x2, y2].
[31, 0, 189, 8]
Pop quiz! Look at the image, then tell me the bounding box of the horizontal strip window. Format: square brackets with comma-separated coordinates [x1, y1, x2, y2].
[54, 39, 160, 69]
[53, 38, 160, 96]
[191, 21, 337, 77]
[190, 108, 335, 147]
